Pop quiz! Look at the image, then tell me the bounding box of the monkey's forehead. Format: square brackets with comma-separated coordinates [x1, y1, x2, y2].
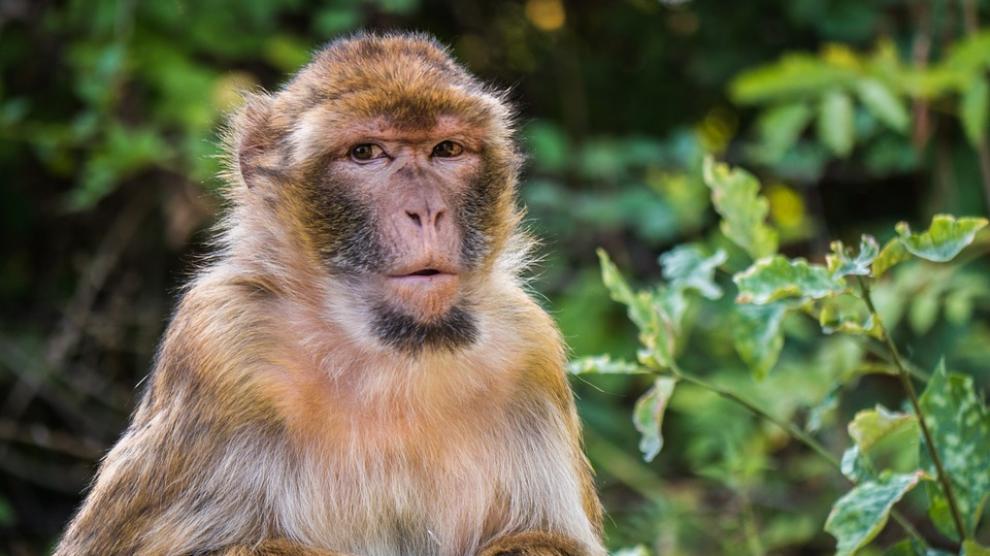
[279, 34, 515, 162]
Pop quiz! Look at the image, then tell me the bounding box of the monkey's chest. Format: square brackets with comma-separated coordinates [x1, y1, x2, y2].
[276, 422, 509, 556]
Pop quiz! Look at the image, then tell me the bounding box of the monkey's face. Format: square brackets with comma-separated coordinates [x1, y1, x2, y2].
[318, 117, 488, 314]
[234, 35, 520, 353]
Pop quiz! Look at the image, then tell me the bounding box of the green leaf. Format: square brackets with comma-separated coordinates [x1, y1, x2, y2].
[818, 90, 855, 157]
[856, 79, 909, 133]
[730, 53, 857, 104]
[962, 540, 990, 556]
[597, 249, 681, 370]
[872, 238, 911, 278]
[827, 236, 880, 278]
[896, 214, 988, 262]
[825, 471, 926, 556]
[918, 360, 990, 539]
[848, 405, 918, 453]
[633, 377, 677, 462]
[884, 539, 955, 556]
[702, 157, 779, 259]
[840, 445, 872, 482]
[567, 355, 647, 375]
[961, 77, 989, 147]
[598, 248, 653, 331]
[734, 256, 845, 304]
[808, 388, 840, 433]
[611, 546, 652, 556]
[637, 286, 687, 370]
[732, 302, 788, 379]
[818, 294, 878, 337]
[659, 244, 727, 300]
[753, 102, 814, 162]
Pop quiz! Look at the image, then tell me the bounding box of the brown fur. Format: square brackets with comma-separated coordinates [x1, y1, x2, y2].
[55, 33, 603, 556]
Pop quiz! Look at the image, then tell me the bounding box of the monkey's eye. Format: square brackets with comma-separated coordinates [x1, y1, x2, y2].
[349, 143, 385, 162]
[432, 140, 464, 158]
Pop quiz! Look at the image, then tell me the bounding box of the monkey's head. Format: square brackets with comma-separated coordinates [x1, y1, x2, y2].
[227, 33, 525, 354]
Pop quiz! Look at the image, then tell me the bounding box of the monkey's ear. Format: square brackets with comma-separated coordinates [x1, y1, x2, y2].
[230, 94, 284, 190]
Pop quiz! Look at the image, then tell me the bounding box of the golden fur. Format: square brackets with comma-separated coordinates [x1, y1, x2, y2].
[55, 33, 603, 556]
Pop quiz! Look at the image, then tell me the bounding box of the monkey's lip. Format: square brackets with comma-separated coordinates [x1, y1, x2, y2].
[385, 269, 459, 284]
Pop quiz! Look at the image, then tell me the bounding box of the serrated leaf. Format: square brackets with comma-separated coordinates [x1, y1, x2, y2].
[734, 256, 845, 304]
[598, 249, 681, 370]
[918, 360, 990, 539]
[856, 79, 909, 133]
[702, 157, 779, 259]
[567, 355, 647, 376]
[754, 102, 814, 162]
[872, 238, 911, 277]
[825, 471, 926, 556]
[818, 90, 855, 157]
[659, 244, 727, 300]
[962, 77, 989, 147]
[827, 235, 880, 278]
[896, 214, 988, 262]
[732, 301, 788, 379]
[633, 377, 677, 462]
[849, 406, 918, 453]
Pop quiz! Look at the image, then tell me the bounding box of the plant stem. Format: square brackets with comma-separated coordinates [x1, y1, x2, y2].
[855, 276, 967, 541]
[668, 361, 929, 547]
[670, 366, 838, 467]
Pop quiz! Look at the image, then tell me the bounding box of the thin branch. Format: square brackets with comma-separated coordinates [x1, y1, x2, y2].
[667, 361, 929, 547]
[856, 277, 966, 541]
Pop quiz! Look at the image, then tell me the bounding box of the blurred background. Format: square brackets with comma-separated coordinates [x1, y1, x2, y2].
[1, 0, 989, 554]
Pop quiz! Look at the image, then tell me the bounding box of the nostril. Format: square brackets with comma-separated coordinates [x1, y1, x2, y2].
[406, 211, 422, 226]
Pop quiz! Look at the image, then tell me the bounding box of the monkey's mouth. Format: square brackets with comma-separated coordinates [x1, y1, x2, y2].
[382, 266, 461, 319]
[386, 269, 458, 286]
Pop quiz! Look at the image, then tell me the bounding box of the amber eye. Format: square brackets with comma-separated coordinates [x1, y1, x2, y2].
[349, 143, 385, 162]
[432, 140, 464, 158]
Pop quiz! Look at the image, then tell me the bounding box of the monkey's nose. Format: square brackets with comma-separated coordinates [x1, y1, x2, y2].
[405, 208, 445, 230]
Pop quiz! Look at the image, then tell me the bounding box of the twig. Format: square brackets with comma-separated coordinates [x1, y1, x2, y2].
[856, 277, 966, 541]
[667, 362, 929, 547]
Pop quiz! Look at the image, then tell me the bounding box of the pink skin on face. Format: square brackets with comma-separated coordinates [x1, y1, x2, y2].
[329, 117, 485, 322]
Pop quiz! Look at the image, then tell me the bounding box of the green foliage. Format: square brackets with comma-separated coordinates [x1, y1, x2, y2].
[732, 302, 788, 379]
[825, 472, 926, 556]
[7, 2, 990, 554]
[581, 157, 990, 554]
[818, 90, 856, 156]
[895, 215, 989, 263]
[918, 361, 990, 540]
[633, 377, 678, 462]
[568, 355, 646, 376]
[848, 406, 918, 453]
[702, 157, 778, 259]
[734, 256, 844, 304]
[659, 245, 726, 300]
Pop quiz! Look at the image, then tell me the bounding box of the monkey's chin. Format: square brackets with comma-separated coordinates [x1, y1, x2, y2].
[382, 273, 460, 322]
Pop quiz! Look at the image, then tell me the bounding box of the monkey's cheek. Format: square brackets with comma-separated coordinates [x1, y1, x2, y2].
[383, 274, 461, 321]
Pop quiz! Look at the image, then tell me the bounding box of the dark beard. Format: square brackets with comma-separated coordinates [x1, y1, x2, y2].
[370, 302, 479, 354]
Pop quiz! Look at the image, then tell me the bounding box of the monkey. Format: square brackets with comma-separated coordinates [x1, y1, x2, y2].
[54, 32, 604, 556]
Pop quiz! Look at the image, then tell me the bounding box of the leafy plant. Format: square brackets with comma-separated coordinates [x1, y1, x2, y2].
[573, 157, 989, 555]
